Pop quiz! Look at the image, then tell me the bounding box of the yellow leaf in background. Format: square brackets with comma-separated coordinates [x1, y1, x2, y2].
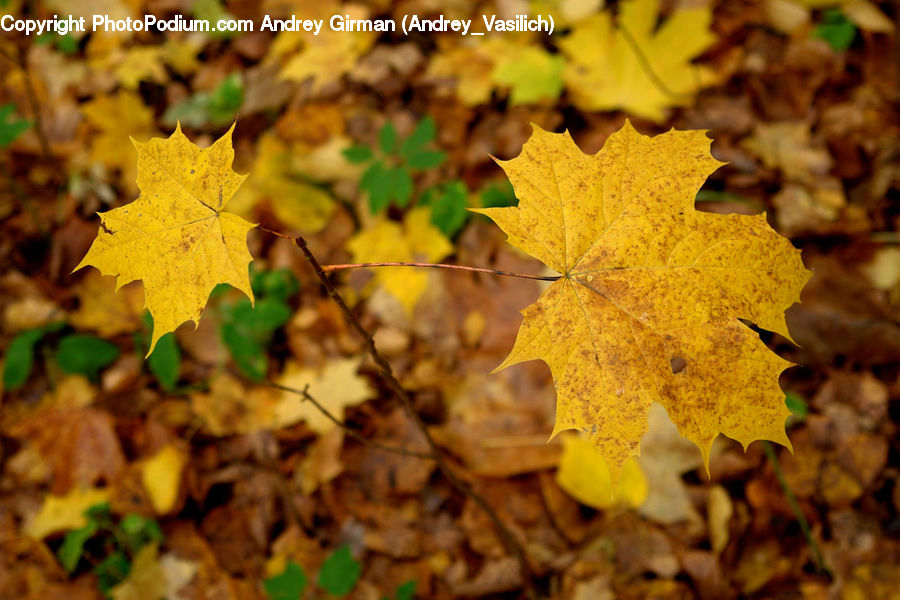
[275, 357, 373, 433]
[69, 271, 145, 337]
[111, 543, 166, 600]
[741, 122, 832, 182]
[556, 434, 647, 509]
[191, 373, 280, 436]
[75, 125, 255, 355]
[531, 0, 605, 25]
[276, 4, 375, 92]
[347, 208, 453, 315]
[141, 444, 185, 515]
[560, 0, 717, 122]
[229, 133, 335, 231]
[25, 486, 109, 539]
[490, 42, 565, 105]
[426, 43, 495, 106]
[81, 91, 156, 191]
[476, 123, 810, 480]
[115, 46, 167, 90]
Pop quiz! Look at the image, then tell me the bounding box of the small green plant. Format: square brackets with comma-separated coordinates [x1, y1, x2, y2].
[0, 103, 31, 148]
[57, 503, 164, 597]
[813, 9, 856, 52]
[216, 267, 298, 381]
[2, 323, 119, 390]
[264, 545, 415, 600]
[163, 73, 244, 128]
[344, 118, 446, 214]
[139, 313, 181, 392]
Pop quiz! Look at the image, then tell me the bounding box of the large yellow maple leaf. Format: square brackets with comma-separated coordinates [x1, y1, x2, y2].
[75, 125, 255, 354]
[559, 0, 717, 122]
[474, 122, 811, 478]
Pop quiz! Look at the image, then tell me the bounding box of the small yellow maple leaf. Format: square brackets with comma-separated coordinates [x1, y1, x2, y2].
[475, 122, 811, 479]
[426, 42, 496, 107]
[559, 0, 717, 122]
[191, 373, 280, 436]
[275, 357, 373, 433]
[347, 208, 453, 315]
[75, 124, 256, 355]
[26, 486, 109, 539]
[141, 444, 185, 515]
[489, 41, 565, 106]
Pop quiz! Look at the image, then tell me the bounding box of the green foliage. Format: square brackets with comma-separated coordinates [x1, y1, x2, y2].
[163, 73, 244, 128]
[3, 328, 46, 390]
[264, 561, 308, 600]
[813, 9, 856, 52]
[56, 334, 119, 378]
[219, 268, 298, 381]
[421, 180, 469, 237]
[192, 0, 240, 39]
[57, 503, 164, 597]
[344, 117, 447, 214]
[785, 392, 808, 423]
[384, 580, 417, 600]
[264, 545, 365, 600]
[35, 32, 79, 54]
[479, 180, 517, 209]
[0, 103, 31, 148]
[142, 312, 181, 391]
[317, 545, 361, 596]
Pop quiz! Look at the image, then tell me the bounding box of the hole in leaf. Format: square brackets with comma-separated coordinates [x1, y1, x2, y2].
[669, 356, 687, 374]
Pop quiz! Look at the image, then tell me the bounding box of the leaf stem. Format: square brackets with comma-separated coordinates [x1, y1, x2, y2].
[762, 441, 831, 576]
[321, 261, 560, 281]
[258, 225, 539, 598]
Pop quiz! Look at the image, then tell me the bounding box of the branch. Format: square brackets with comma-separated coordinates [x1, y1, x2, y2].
[259, 226, 539, 598]
[322, 262, 560, 282]
[270, 381, 433, 459]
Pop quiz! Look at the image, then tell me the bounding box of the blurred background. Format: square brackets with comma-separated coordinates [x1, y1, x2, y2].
[0, 0, 898, 598]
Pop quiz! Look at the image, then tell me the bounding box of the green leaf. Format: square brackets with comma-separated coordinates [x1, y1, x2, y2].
[0, 103, 31, 148]
[430, 181, 469, 237]
[58, 520, 99, 573]
[394, 580, 417, 600]
[479, 180, 517, 209]
[406, 149, 446, 170]
[362, 162, 393, 214]
[148, 333, 180, 391]
[220, 322, 267, 381]
[56, 335, 119, 378]
[378, 122, 397, 155]
[387, 167, 413, 208]
[231, 297, 292, 339]
[252, 268, 299, 302]
[162, 73, 244, 128]
[2, 328, 45, 390]
[813, 9, 856, 52]
[317, 546, 360, 597]
[94, 550, 131, 594]
[264, 560, 308, 600]
[785, 392, 808, 421]
[399, 117, 436, 158]
[119, 513, 164, 554]
[343, 145, 374, 163]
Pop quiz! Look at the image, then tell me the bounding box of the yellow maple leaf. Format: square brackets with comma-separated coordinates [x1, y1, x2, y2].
[191, 373, 281, 436]
[346, 208, 453, 315]
[275, 357, 373, 433]
[75, 125, 255, 355]
[474, 122, 811, 478]
[25, 486, 109, 539]
[559, 0, 717, 122]
[426, 42, 495, 107]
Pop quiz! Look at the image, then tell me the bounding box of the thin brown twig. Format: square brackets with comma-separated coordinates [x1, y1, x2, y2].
[258, 225, 539, 598]
[270, 381, 433, 459]
[322, 261, 560, 282]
